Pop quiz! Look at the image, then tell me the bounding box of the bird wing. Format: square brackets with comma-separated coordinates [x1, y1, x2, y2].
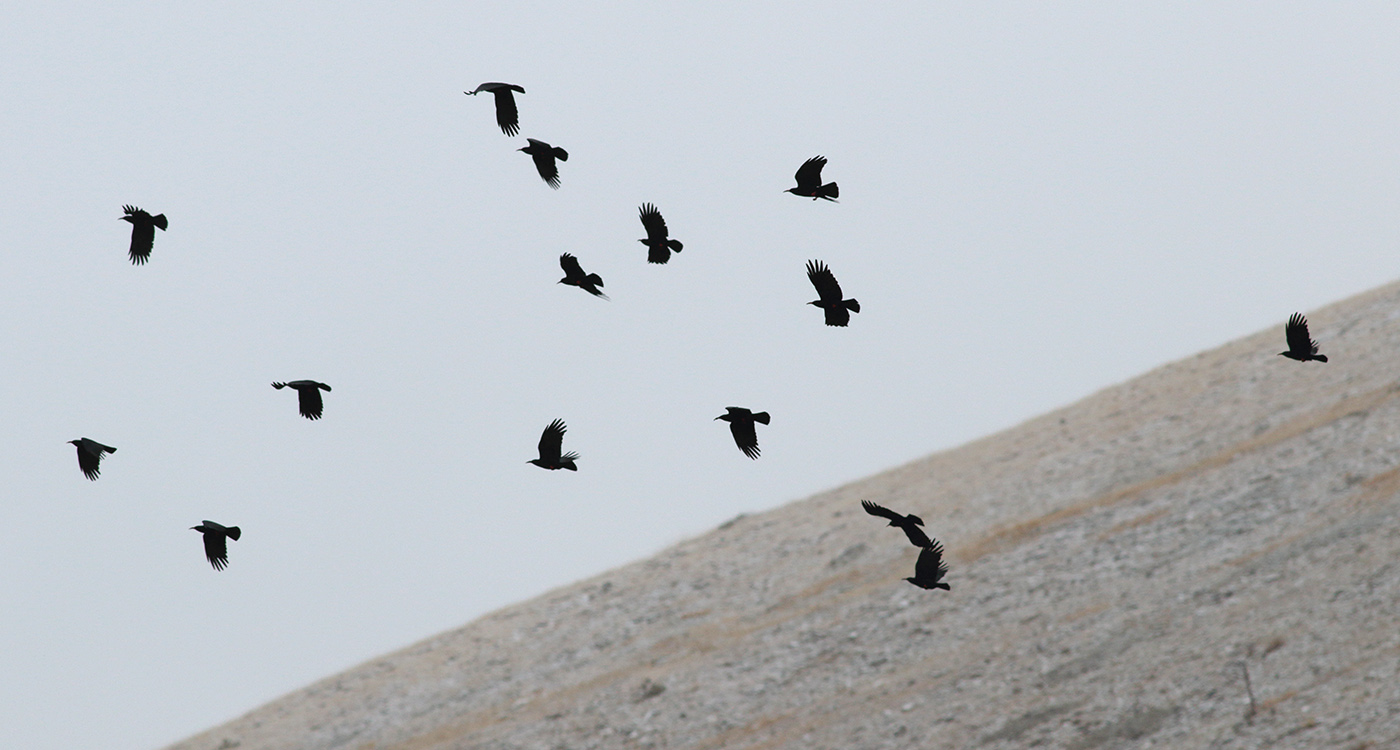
[729, 419, 761, 459]
[639, 203, 668, 242]
[203, 531, 229, 571]
[560, 253, 584, 278]
[823, 305, 851, 327]
[297, 386, 325, 419]
[915, 542, 948, 582]
[75, 444, 102, 480]
[532, 151, 561, 189]
[1285, 313, 1315, 354]
[794, 156, 827, 189]
[129, 222, 155, 265]
[538, 419, 566, 462]
[806, 260, 844, 303]
[861, 500, 902, 523]
[492, 88, 520, 137]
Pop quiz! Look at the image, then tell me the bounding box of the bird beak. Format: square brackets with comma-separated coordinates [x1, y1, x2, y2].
[713, 415, 724, 420]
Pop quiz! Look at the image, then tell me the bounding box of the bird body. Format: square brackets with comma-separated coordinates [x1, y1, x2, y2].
[519, 138, 568, 189]
[1280, 313, 1328, 362]
[861, 500, 932, 548]
[272, 380, 332, 420]
[715, 407, 770, 459]
[68, 437, 116, 481]
[529, 418, 579, 470]
[638, 203, 683, 264]
[191, 520, 241, 571]
[465, 82, 525, 136]
[806, 260, 860, 326]
[559, 253, 608, 299]
[905, 541, 951, 591]
[120, 205, 167, 265]
[786, 156, 839, 201]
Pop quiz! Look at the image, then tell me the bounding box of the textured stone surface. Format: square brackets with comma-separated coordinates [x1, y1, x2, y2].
[167, 282, 1400, 750]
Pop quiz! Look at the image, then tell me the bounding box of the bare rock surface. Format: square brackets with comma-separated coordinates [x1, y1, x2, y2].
[167, 282, 1400, 750]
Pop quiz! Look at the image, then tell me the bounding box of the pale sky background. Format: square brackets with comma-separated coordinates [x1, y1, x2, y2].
[2, 3, 1398, 749]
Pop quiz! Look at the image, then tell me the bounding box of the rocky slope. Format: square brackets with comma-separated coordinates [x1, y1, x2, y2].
[167, 282, 1400, 750]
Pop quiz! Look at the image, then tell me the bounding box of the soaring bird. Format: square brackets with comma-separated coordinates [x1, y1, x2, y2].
[120, 205, 167, 265]
[638, 203, 683, 264]
[68, 438, 116, 481]
[715, 407, 769, 459]
[785, 156, 839, 201]
[559, 253, 608, 299]
[271, 381, 332, 420]
[1279, 313, 1328, 362]
[905, 541, 951, 591]
[519, 138, 568, 188]
[806, 260, 860, 326]
[464, 82, 525, 137]
[191, 520, 241, 571]
[861, 500, 932, 548]
[529, 419, 578, 471]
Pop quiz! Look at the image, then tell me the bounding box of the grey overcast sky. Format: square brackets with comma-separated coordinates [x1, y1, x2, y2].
[2, 3, 1398, 748]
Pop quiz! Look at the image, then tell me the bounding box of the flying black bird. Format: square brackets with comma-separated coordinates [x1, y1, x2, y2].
[806, 260, 860, 326]
[519, 138, 568, 188]
[464, 82, 525, 137]
[1279, 313, 1328, 362]
[785, 156, 839, 201]
[715, 407, 769, 459]
[861, 500, 932, 548]
[191, 520, 241, 571]
[68, 437, 116, 481]
[529, 418, 578, 470]
[271, 381, 332, 420]
[559, 253, 608, 299]
[120, 205, 167, 265]
[638, 203, 683, 264]
[905, 541, 951, 591]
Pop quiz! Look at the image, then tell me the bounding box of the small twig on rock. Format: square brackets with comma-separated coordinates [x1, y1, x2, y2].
[1237, 661, 1257, 725]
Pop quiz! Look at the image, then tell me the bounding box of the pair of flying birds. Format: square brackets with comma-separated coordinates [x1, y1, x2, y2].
[527, 408, 771, 471]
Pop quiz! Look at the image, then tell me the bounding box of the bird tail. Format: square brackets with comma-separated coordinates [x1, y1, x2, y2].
[934, 582, 950, 591]
[1315, 354, 1329, 363]
[153, 214, 168, 231]
[668, 240, 683, 253]
[586, 273, 603, 287]
[753, 411, 771, 425]
[553, 148, 569, 161]
[844, 299, 860, 313]
[819, 182, 838, 200]
[226, 526, 242, 541]
[102, 444, 117, 455]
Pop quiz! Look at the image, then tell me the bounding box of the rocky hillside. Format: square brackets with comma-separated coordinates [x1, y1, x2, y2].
[167, 282, 1400, 750]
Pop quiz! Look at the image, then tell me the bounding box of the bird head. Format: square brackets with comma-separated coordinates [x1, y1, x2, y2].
[67, 439, 79, 446]
[119, 215, 133, 224]
[714, 414, 730, 422]
[784, 187, 800, 195]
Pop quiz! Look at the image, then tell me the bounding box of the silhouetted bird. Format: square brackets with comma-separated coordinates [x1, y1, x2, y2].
[271, 381, 332, 420]
[638, 203, 683, 264]
[120, 205, 167, 265]
[786, 156, 839, 201]
[861, 500, 932, 548]
[559, 253, 608, 299]
[1279, 313, 1328, 362]
[68, 437, 116, 481]
[529, 418, 578, 470]
[464, 82, 525, 137]
[906, 541, 951, 591]
[519, 138, 568, 189]
[715, 407, 769, 459]
[806, 260, 860, 326]
[191, 520, 241, 571]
